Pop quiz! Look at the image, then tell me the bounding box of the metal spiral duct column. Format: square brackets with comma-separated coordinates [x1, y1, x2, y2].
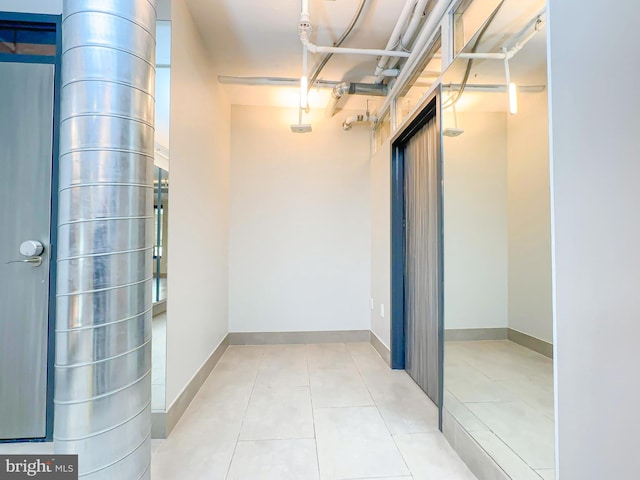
[55, 1, 156, 478]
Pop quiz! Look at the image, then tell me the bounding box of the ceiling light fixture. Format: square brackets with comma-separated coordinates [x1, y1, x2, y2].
[443, 102, 464, 137]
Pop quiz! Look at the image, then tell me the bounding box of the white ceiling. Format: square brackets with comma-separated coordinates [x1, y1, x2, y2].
[183, 0, 548, 112]
[185, 0, 408, 112]
[186, 0, 407, 81]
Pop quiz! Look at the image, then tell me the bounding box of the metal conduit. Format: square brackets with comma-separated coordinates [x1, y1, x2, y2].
[55, 1, 156, 479]
[326, 82, 387, 117]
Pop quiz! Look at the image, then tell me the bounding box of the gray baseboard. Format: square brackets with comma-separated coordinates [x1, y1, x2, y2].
[445, 328, 508, 342]
[152, 334, 229, 439]
[228, 330, 370, 345]
[443, 408, 511, 480]
[507, 328, 553, 359]
[369, 332, 391, 366]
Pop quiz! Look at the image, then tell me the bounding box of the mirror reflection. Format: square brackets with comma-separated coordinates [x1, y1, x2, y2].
[441, 1, 554, 478]
[152, 19, 171, 412]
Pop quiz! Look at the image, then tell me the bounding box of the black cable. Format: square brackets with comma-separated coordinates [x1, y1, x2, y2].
[307, 0, 369, 93]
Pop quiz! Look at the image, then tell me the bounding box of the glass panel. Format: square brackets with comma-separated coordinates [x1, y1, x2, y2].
[152, 19, 171, 414]
[441, 1, 553, 476]
[153, 167, 169, 303]
[0, 21, 56, 57]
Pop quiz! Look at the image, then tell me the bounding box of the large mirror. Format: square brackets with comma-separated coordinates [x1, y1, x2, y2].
[441, 1, 554, 478]
[152, 20, 171, 412]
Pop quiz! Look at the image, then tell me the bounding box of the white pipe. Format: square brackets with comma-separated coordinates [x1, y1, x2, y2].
[507, 23, 543, 58]
[218, 76, 341, 88]
[443, 83, 546, 93]
[303, 45, 308, 74]
[381, 68, 400, 77]
[503, 49, 511, 85]
[299, 2, 412, 59]
[301, 36, 411, 58]
[301, 45, 308, 110]
[401, 0, 430, 50]
[503, 48, 518, 115]
[457, 52, 506, 60]
[380, 0, 431, 82]
[374, 0, 417, 75]
[379, 0, 451, 114]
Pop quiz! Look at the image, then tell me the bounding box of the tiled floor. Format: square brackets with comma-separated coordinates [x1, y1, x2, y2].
[444, 340, 555, 480]
[152, 313, 167, 410]
[152, 342, 477, 479]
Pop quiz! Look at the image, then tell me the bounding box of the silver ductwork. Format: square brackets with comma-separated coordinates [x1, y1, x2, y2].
[55, 1, 156, 479]
[326, 82, 387, 117]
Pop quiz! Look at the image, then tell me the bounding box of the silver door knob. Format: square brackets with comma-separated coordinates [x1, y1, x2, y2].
[20, 240, 44, 257]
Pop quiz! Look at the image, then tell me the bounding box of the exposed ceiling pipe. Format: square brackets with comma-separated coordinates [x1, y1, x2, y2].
[400, 0, 430, 51]
[326, 82, 387, 117]
[300, 45, 309, 110]
[378, 0, 452, 118]
[374, 0, 417, 76]
[343, 112, 378, 131]
[380, 68, 400, 78]
[301, 38, 411, 58]
[298, 4, 411, 58]
[443, 83, 546, 93]
[218, 76, 341, 88]
[306, 0, 369, 95]
[376, 0, 431, 83]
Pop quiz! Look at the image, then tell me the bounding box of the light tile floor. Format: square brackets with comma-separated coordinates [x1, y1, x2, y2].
[1, 342, 478, 480]
[444, 340, 555, 480]
[152, 342, 477, 480]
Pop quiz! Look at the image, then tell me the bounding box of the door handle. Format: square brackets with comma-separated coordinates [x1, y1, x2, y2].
[5, 257, 43, 267]
[6, 240, 45, 267]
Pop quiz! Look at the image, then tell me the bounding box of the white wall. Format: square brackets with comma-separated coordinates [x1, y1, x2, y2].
[229, 106, 371, 333]
[0, 0, 61, 14]
[443, 112, 509, 330]
[370, 138, 392, 347]
[165, 0, 230, 407]
[507, 92, 553, 343]
[549, 1, 640, 478]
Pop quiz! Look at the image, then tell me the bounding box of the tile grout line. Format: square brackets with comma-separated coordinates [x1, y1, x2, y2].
[223, 347, 265, 480]
[347, 344, 412, 476]
[305, 343, 323, 480]
[468, 421, 547, 478]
